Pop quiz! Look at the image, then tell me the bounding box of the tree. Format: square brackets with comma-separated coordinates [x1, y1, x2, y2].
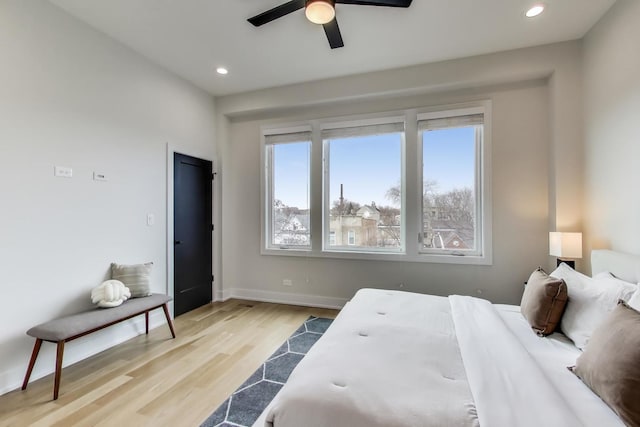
[386, 181, 475, 248]
[377, 205, 401, 246]
[330, 198, 361, 216]
[273, 199, 309, 245]
[431, 188, 474, 224]
[386, 179, 438, 206]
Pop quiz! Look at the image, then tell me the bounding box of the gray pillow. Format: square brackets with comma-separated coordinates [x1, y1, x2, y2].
[111, 262, 153, 298]
[520, 267, 568, 336]
[571, 301, 640, 427]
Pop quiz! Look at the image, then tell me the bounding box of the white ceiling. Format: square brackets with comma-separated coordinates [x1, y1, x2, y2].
[49, 0, 616, 96]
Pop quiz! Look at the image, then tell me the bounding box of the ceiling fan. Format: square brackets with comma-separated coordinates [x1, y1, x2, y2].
[248, 0, 413, 49]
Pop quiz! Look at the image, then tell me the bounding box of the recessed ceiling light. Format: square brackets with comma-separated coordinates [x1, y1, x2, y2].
[526, 4, 545, 18]
[216, 67, 228, 75]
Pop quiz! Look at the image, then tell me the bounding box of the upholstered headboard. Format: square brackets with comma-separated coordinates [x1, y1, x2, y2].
[591, 249, 640, 284]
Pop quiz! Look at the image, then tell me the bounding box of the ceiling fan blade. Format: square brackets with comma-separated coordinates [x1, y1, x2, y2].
[323, 18, 344, 49]
[336, 0, 412, 6]
[248, 0, 306, 26]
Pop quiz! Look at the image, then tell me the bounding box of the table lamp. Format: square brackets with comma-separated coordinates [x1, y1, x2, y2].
[549, 232, 582, 269]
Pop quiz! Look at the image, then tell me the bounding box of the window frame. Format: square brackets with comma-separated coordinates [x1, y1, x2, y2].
[418, 107, 485, 258]
[260, 101, 492, 265]
[261, 125, 313, 254]
[321, 116, 406, 255]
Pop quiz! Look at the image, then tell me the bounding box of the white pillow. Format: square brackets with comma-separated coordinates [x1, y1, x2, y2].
[91, 280, 131, 308]
[550, 264, 636, 350]
[628, 289, 640, 311]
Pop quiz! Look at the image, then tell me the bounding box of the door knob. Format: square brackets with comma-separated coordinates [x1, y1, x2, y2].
[174, 240, 182, 245]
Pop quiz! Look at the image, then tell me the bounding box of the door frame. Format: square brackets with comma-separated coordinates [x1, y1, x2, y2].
[166, 142, 219, 317]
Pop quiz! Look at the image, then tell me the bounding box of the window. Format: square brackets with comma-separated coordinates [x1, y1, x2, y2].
[261, 101, 491, 264]
[419, 111, 485, 256]
[323, 121, 404, 252]
[347, 230, 356, 245]
[264, 130, 311, 250]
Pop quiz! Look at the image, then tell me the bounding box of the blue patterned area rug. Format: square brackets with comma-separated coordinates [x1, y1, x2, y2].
[200, 316, 333, 427]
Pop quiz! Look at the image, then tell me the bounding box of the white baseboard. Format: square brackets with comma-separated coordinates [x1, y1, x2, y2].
[224, 288, 348, 310]
[214, 289, 226, 302]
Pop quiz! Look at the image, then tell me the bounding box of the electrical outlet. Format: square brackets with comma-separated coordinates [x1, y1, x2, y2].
[282, 279, 293, 287]
[93, 171, 108, 181]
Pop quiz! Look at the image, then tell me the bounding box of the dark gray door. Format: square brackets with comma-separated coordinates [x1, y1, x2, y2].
[174, 152, 212, 316]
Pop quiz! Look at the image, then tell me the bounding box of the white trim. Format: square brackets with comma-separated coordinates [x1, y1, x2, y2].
[261, 123, 312, 136]
[262, 137, 312, 252]
[417, 100, 492, 263]
[417, 105, 485, 121]
[166, 142, 217, 315]
[261, 249, 491, 264]
[319, 115, 405, 131]
[223, 288, 348, 310]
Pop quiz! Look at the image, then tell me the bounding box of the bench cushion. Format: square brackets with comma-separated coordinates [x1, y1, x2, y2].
[27, 294, 172, 342]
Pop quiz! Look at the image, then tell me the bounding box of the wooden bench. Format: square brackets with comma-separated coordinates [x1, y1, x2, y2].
[22, 294, 176, 400]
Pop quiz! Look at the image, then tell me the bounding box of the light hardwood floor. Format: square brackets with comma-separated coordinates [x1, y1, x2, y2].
[0, 299, 338, 427]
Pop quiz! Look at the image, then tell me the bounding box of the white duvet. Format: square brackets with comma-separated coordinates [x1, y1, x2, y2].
[259, 289, 622, 427]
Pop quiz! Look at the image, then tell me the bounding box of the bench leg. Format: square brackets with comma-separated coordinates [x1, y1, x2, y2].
[22, 338, 43, 390]
[162, 303, 176, 338]
[53, 341, 65, 400]
[145, 311, 149, 334]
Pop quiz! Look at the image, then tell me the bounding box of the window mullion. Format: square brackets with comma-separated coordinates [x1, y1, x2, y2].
[310, 122, 323, 255]
[267, 146, 274, 248]
[475, 126, 482, 254]
[404, 110, 419, 257]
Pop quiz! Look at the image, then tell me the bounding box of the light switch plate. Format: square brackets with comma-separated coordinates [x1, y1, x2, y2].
[146, 214, 155, 226]
[54, 166, 73, 178]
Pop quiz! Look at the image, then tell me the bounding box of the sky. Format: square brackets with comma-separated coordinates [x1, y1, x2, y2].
[272, 126, 476, 209]
[423, 126, 475, 193]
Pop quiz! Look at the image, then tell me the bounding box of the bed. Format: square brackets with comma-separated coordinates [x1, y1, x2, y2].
[255, 250, 640, 427]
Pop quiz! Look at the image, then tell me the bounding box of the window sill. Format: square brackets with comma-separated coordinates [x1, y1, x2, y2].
[261, 248, 492, 265]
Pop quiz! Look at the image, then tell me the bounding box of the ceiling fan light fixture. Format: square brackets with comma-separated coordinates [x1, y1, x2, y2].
[305, 0, 335, 25]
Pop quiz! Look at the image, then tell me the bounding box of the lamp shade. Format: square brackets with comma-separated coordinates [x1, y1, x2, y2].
[549, 232, 582, 259]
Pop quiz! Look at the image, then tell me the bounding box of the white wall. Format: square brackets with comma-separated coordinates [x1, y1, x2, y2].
[0, 0, 216, 395]
[583, 0, 640, 269]
[216, 42, 585, 307]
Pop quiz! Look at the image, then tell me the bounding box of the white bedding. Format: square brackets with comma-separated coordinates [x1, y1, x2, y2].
[263, 289, 478, 427]
[496, 304, 624, 427]
[259, 289, 623, 427]
[451, 296, 581, 427]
